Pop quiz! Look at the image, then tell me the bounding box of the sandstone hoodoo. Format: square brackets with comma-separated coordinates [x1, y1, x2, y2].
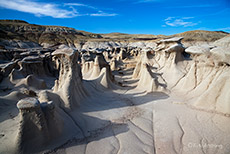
[52, 45, 88, 109]
[0, 20, 230, 154]
[16, 98, 49, 153]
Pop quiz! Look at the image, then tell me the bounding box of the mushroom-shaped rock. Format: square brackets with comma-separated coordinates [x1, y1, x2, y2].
[214, 35, 230, 48]
[110, 58, 118, 71]
[136, 63, 168, 93]
[94, 67, 117, 89]
[87, 53, 113, 80]
[90, 55, 102, 79]
[52, 45, 87, 109]
[166, 44, 184, 53]
[185, 46, 211, 55]
[17, 97, 40, 110]
[103, 51, 110, 62]
[133, 37, 186, 90]
[82, 61, 94, 77]
[155, 37, 184, 52]
[159, 37, 183, 43]
[132, 49, 155, 79]
[210, 47, 230, 66]
[16, 98, 49, 153]
[118, 48, 127, 60]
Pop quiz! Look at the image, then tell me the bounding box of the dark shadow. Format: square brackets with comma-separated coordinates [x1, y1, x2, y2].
[119, 76, 132, 80]
[182, 51, 192, 60]
[47, 114, 129, 153]
[47, 78, 168, 153]
[117, 68, 134, 76]
[37, 112, 129, 153]
[2, 90, 129, 154]
[58, 124, 128, 152]
[147, 65, 168, 89]
[79, 80, 169, 113]
[122, 79, 139, 85]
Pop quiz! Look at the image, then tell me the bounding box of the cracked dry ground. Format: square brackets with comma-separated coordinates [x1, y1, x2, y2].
[47, 65, 230, 154]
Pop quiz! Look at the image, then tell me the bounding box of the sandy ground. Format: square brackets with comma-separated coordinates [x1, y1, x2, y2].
[39, 67, 230, 154]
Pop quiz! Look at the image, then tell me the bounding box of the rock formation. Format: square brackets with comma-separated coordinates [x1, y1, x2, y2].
[1, 20, 230, 154]
[52, 45, 87, 109]
[133, 37, 185, 93]
[16, 98, 49, 153]
[16, 97, 65, 153]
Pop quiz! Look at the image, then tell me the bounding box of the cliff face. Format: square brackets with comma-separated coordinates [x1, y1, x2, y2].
[0, 20, 102, 48]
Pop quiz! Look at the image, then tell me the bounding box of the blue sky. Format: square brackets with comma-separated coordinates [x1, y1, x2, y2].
[0, 0, 230, 35]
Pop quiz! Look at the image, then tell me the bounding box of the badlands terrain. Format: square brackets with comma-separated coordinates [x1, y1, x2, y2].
[0, 20, 230, 154]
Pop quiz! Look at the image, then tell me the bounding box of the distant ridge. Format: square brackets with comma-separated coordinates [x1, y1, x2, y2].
[171, 30, 228, 42]
[0, 19, 29, 24]
[0, 20, 229, 46]
[0, 19, 102, 46]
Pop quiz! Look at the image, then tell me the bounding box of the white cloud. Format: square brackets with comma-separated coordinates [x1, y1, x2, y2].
[64, 3, 87, 7]
[165, 17, 175, 21]
[164, 17, 198, 27]
[64, 3, 117, 17]
[90, 11, 118, 17]
[0, 0, 118, 18]
[182, 17, 194, 20]
[64, 3, 97, 10]
[0, 0, 79, 18]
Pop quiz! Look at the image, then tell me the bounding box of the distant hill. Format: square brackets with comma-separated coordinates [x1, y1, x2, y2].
[101, 32, 165, 40]
[171, 30, 228, 42]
